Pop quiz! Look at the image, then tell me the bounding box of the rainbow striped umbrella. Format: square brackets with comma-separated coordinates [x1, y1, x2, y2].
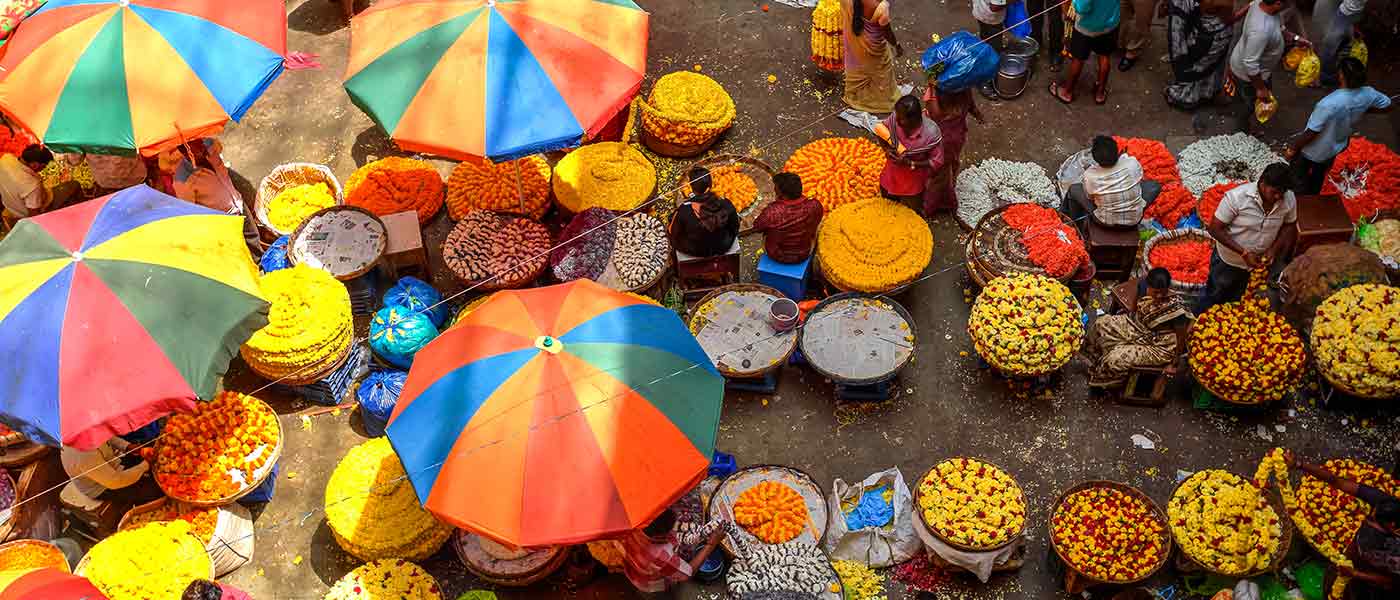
[345, 0, 648, 161]
[0, 0, 287, 155]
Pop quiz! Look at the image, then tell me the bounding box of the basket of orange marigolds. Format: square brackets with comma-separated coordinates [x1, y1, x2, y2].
[118, 496, 255, 576]
[446, 155, 552, 220]
[707, 465, 829, 556]
[1049, 481, 1170, 591]
[0, 539, 69, 573]
[153, 391, 283, 507]
[639, 71, 736, 158]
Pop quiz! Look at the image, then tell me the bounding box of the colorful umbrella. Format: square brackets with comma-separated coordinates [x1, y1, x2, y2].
[387, 280, 722, 546]
[0, 568, 109, 600]
[345, 0, 648, 161]
[0, 186, 268, 450]
[0, 0, 287, 155]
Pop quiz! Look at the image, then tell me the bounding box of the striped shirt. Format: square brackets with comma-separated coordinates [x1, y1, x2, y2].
[1081, 154, 1146, 226]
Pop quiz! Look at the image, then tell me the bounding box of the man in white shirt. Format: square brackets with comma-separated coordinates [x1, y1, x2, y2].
[1201, 163, 1298, 312]
[973, 0, 1007, 99]
[1228, 0, 1310, 133]
[1063, 136, 1155, 227]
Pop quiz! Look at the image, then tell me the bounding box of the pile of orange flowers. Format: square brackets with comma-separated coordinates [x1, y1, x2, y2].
[734, 481, 809, 544]
[1188, 269, 1307, 404]
[155, 391, 280, 502]
[0, 126, 35, 157]
[1322, 136, 1400, 222]
[1148, 235, 1212, 285]
[684, 164, 759, 214]
[1296, 459, 1400, 560]
[1002, 204, 1088, 278]
[346, 157, 444, 223]
[1113, 137, 1181, 186]
[123, 501, 218, 544]
[784, 138, 884, 211]
[446, 155, 551, 220]
[1144, 183, 1195, 228]
[1198, 181, 1245, 226]
[1051, 486, 1167, 583]
[0, 541, 67, 572]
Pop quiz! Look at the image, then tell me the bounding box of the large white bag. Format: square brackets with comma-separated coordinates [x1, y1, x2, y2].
[822, 467, 920, 567]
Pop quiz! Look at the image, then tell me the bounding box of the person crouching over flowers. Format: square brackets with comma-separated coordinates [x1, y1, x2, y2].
[621, 508, 726, 595]
[1083, 267, 1191, 389]
[670, 166, 740, 258]
[1062, 135, 1156, 228]
[1285, 451, 1400, 598]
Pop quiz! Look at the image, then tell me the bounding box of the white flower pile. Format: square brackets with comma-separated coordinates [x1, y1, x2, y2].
[1178, 133, 1282, 196]
[955, 159, 1060, 228]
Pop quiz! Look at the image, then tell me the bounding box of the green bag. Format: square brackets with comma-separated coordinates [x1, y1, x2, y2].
[457, 592, 498, 600]
[1294, 561, 1327, 600]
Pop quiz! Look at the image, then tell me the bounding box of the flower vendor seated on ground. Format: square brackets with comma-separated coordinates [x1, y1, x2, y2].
[1285, 57, 1393, 195]
[748, 172, 824, 264]
[59, 436, 155, 530]
[1200, 162, 1297, 313]
[840, 0, 900, 113]
[670, 166, 740, 257]
[1062, 135, 1156, 227]
[184, 578, 253, 600]
[1083, 267, 1191, 389]
[1285, 451, 1400, 597]
[621, 508, 726, 595]
[876, 95, 945, 214]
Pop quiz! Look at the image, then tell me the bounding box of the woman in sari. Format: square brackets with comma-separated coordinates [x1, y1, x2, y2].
[877, 95, 945, 212]
[1084, 267, 1191, 388]
[1163, 0, 1238, 110]
[922, 83, 983, 214]
[840, 0, 900, 113]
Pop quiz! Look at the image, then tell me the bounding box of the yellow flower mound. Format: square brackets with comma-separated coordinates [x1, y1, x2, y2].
[241, 264, 353, 381]
[640, 71, 736, 146]
[325, 438, 452, 561]
[1311, 284, 1400, 398]
[1168, 469, 1282, 576]
[324, 559, 442, 600]
[684, 164, 758, 214]
[268, 182, 335, 232]
[918, 458, 1026, 550]
[84, 521, 210, 600]
[816, 198, 932, 292]
[968, 274, 1083, 376]
[553, 142, 656, 213]
[832, 559, 885, 600]
[446, 155, 552, 220]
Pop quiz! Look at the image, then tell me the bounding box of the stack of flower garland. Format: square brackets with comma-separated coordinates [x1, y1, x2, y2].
[1051, 486, 1167, 582]
[1001, 204, 1088, 278]
[267, 182, 336, 233]
[84, 521, 211, 600]
[955, 159, 1060, 229]
[0, 125, 34, 157]
[1188, 269, 1307, 404]
[1168, 469, 1283, 575]
[1253, 449, 1358, 600]
[324, 438, 452, 561]
[550, 209, 669, 290]
[445, 155, 552, 220]
[733, 481, 808, 544]
[784, 138, 885, 211]
[917, 458, 1026, 549]
[1196, 181, 1245, 226]
[968, 274, 1083, 376]
[1312, 284, 1400, 398]
[815, 198, 933, 292]
[640, 72, 736, 147]
[1178, 134, 1280, 197]
[1143, 183, 1196, 229]
[240, 264, 353, 382]
[1146, 232, 1212, 285]
[683, 163, 759, 213]
[324, 559, 442, 600]
[443, 210, 551, 288]
[1323, 136, 1400, 221]
[155, 391, 279, 502]
[553, 142, 656, 213]
[122, 501, 218, 543]
[1113, 137, 1181, 186]
[810, 0, 843, 72]
[346, 157, 445, 224]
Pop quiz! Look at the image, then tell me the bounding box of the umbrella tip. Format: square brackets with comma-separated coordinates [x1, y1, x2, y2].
[534, 335, 563, 354]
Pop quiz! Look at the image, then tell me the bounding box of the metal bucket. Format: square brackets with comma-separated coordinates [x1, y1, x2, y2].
[1004, 35, 1040, 62]
[768, 298, 799, 332]
[995, 55, 1031, 99]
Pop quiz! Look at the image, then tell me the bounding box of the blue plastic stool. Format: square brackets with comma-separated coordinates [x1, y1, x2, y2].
[757, 254, 812, 300]
[709, 451, 737, 478]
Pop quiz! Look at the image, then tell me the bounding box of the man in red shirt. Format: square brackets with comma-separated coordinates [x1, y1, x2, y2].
[751, 172, 824, 264]
[620, 508, 725, 594]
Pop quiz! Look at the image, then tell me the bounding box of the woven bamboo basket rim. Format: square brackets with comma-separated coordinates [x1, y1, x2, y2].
[155, 397, 285, 507]
[638, 117, 729, 159]
[798, 291, 917, 385]
[1047, 480, 1172, 586]
[912, 457, 1028, 553]
[688, 283, 798, 377]
[705, 463, 829, 555]
[1316, 367, 1395, 400]
[444, 213, 550, 291]
[0, 539, 70, 573]
[254, 331, 355, 387]
[254, 162, 345, 238]
[451, 530, 567, 587]
[288, 205, 387, 281]
[1140, 228, 1211, 294]
[969, 203, 1079, 283]
[1167, 471, 1293, 578]
[673, 154, 777, 230]
[964, 236, 992, 288]
[76, 530, 214, 579]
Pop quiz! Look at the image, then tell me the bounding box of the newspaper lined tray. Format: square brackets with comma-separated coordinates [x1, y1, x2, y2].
[688, 285, 797, 377]
[707, 465, 828, 556]
[289, 206, 387, 280]
[800, 293, 915, 384]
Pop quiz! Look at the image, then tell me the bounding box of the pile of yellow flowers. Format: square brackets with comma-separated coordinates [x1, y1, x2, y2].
[1189, 269, 1306, 404]
[1167, 469, 1282, 575]
[446, 155, 552, 220]
[1051, 486, 1167, 582]
[640, 71, 736, 146]
[810, 0, 843, 72]
[553, 142, 656, 213]
[240, 264, 352, 382]
[832, 559, 885, 600]
[267, 182, 335, 233]
[784, 138, 885, 210]
[1311, 284, 1400, 398]
[84, 521, 210, 600]
[324, 559, 441, 600]
[121, 501, 218, 544]
[917, 458, 1026, 550]
[968, 274, 1083, 376]
[816, 198, 932, 292]
[1253, 449, 1354, 599]
[683, 163, 758, 214]
[325, 438, 452, 561]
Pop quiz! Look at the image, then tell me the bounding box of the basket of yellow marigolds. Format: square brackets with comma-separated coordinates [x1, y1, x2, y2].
[639, 71, 736, 158]
[117, 497, 255, 577]
[254, 163, 344, 241]
[77, 520, 214, 600]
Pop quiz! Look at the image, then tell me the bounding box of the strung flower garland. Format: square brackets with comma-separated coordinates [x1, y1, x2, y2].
[1189, 269, 1307, 404]
[810, 0, 844, 72]
[346, 157, 445, 224]
[955, 158, 1060, 228]
[1168, 469, 1283, 576]
[84, 521, 211, 600]
[553, 142, 656, 213]
[1147, 233, 1212, 285]
[968, 274, 1083, 376]
[0, 126, 35, 157]
[443, 210, 551, 288]
[640, 71, 736, 146]
[784, 138, 884, 211]
[240, 264, 353, 382]
[324, 438, 453, 561]
[1051, 486, 1168, 582]
[1177, 134, 1280, 197]
[446, 155, 552, 220]
[1253, 449, 1356, 600]
[155, 391, 279, 502]
[1197, 181, 1245, 227]
[1322, 136, 1400, 222]
[683, 163, 759, 213]
[733, 481, 809, 544]
[815, 198, 933, 292]
[1311, 284, 1400, 398]
[917, 458, 1026, 550]
[832, 560, 885, 600]
[1113, 136, 1181, 186]
[1000, 204, 1088, 278]
[1143, 183, 1195, 229]
[267, 182, 335, 232]
[324, 559, 441, 600]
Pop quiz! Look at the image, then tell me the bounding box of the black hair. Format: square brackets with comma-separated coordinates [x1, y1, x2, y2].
[1339, 56, 1366, 88]
[1376, 498, 1400, 530]
[894, 95, 922, 121]
[1259, 162, 1295, 192]
[1091, 136, 1118, 168]
[182, 580, 223, 600]
[1145, 267, 1172, 290]
[20, 145, 52, 167]
[773, 172, 803, 200]
[689, 167, 712, 195]
[644, 509, 677, 538]
[851, 0, 864, 36]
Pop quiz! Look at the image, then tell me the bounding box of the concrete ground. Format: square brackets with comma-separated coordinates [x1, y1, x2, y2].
[213, 1, 1400, 598]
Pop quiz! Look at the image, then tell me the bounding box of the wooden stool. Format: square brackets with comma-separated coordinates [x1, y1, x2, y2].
[380, 211, 430, 281]
[1084, 220, 1139, 281]
[676, 240, 741, 301]
[1108, 278, 1139, 315]
[1294, 193, 1352, 256]
[1119, 365, 1170, 407]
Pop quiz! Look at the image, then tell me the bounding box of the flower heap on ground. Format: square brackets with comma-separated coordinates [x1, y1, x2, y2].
[1197, 181, 1245, 227]
[783, 138, 884, 211]
[1253, 449, 1356, 600]
[1051, 485, 1167, 582]
[1113, 137, 1181, 187]
[955, 158, 1060, 228]
[734, 481, 808, 544]
[345, 157, 445, 224]
[155, 391, 278, 502]
[1167, 469, 1282, 576]
[832, 560, 885, 600]
[323, 559, 442, 600]
[1147, 231, 1212, 285]
[1144, 182, 1196, 229]
[608, 213, 669, 289]
[443, 210, 551, 288]
[641, 71, 735, 147]
[968, 274, 1083, 376]
[816, 198, 932, 292]
[1177, 134, 1280, 197]
[446, 155, 552, 220]
[122, 500, 218, 544]
[267, 182, 335, 232]
[553, 142, 656, 213]
[324, 438, 452, 561]
[84, 521, 211, 600]
[810, 0, 843, 72]
[1312, 284, 1400, 398]
[918, 458, 1026, 549]
[240, 264, 352, 381]
[683, 163, 759, 214]
[1001, 204, 1088, 278]
[1323, 136, 1400, 222]
[1189, 269, 1307, 404]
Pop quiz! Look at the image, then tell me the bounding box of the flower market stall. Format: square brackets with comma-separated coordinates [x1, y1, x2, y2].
[446, 155, 553, 220]
[552, 142, 657, 214]
[680, 155, 777, 228]
[689, 284, 799, 379]
[1189, 270, 1308, 405]
[154, 391, 282, 506]
[707, 465, 829, 554]
[323, 438, 452, 561]
[254, 163, 344, 240]
[725, 540, 844, 599]
[968, 274, 1083, 378]
[1168, 469, 1290, 576]
[1140, 228, 1212, 294]
[1278, 243, 1389, 329]
[1322, 136, 1400, 222]
[799, 293, 916, 387]
[324, 559, 442, 600]
[966, 204, 1088, 284]
[1311, 284, 1400, 399]
[77, 521, 214, 600]
[914, 457, 1028, 578]
[451, 531, 567, 587]
[955, 159, 1060, 231]
[1049, 481, 1170, 591]
[117, 497, 254, 577]
[550, 208, 670, 292]
[1196, 181, 1246, 227]
[816, 198, 933, 292]
[344, 157, 444, 224]
[287, 206, 388, 280]
[240, 264, 354, 385]
[1178, 134, 1280, 197]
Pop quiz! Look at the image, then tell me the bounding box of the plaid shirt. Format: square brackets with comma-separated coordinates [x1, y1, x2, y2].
[620, 530, 692, 592]
[1081, 155, 1146, 227]
[754, 196, 824, 263]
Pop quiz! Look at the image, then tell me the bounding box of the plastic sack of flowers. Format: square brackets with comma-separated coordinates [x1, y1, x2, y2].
[356, 369, 407, 437]
[258, 236, 291, 273]
[369, 306, 438, 369]
[383, 276, 448, 328]
[921, 30, 999, 93]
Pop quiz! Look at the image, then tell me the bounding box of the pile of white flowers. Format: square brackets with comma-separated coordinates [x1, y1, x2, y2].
[955, 159, 1060, 228]
[1178, 133, 1281, 196]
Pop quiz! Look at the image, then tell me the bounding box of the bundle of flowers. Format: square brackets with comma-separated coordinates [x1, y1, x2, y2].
[607, 213, 670, 290]
[553, 142, 656, 213]
[917, 458, 1026, 550]
[551, 208, 616, 282]
[1113, 136, 1181, 186]
[811, 0, 844, 71]
[1253, 449, 1354, 600]
[267, 182, 335, 232]
[734, 481, 809, 544]
[155, 391, 279, 502]
[240, 264, 353, 382]
[324, 559, 441, 600]
[39, 155, 95, 196]
[122, 501, 218, 544]
[324, 438, 452, 561]
[1143, 183, 1195, 228]
[443, 210, 551, 288]
[783, 138, 885, 211]
[683, 163, 759, 214]
[1168, 469, 1282, 575]
[815, 198, 933, 292]
[955, 158, 1060, 228]
[1323, 137, 1400, 222]
[832, 560, 884, 600]
[1146, 232, 1212, 285]
[640, 72, 736, 146]
[346, 157, 444, 223]
[84, 521, 211, 600]
[1001, 204, 1088, 278]
[1197, 181, 1245, 227]
[1189, 269, 1307, 404]
[1311, 284, 1400, 398]
[1051, 486, 1168, 582]
[968, 274, 1083, 376]
[445, 155, 552, 220]
[1177, 134, 1280, 197]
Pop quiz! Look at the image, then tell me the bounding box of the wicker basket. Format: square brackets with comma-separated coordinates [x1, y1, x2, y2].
[154, 398, 285, 507]
[0, 539, 70, 572]
[675, 154, 777, 230]
[912, 458, 1027, 553]
[1047, 481, 1171, 587]
[116, 498, 256, 577]
[687, 284, 798, 378]
[254, 163, 344, 238]
[639, 122, 727, 159]
[452, 530, 567, 587]
[1167, 474, 1293, 578]
[1139, 228, 1211, 295]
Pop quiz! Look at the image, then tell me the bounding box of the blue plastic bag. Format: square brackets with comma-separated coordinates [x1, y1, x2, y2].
[357, 369, 407, 437]
[369, 306, 438, 369]
[921, 30, 1000, 93]
[383, 276, 448, 328]
[259, 236, 291, 273]
[1006, 2, 1032, 38]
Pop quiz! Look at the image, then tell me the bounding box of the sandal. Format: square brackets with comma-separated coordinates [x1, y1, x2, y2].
[1118, 54, 1138, 72]
[1093, 84, 1108, 105]
[1049, 81, 1073, 104]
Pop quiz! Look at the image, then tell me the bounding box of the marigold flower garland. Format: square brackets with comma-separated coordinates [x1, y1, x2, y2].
[346, 157, 445, 224]
[443, 210, 551, 288]
[733, 481, 809, 544]
[446, 155, 552, 220]
[1112, 136, 1181, 186]
[84, 521, 211, 600]
[1322, 136, 1400, 222]
[121, 501, 218, 544]
[0, 541, 67, 572]
[1147, 234, 1212, 285]
[552, 142, 656, 213]
[268, 182, 335, 232]
[1311, 284, 1400, 398]
[155, 391, 279, 502]
[1167, 469, 1282, 576]
[1189, 269, 1306, 404]
[683, 163, 759, 213]
[917, 458, 1026, 550]
[1143, 183, 1195, 228]
[810, 0, 843, 72]
[815, 198, 933, 292]
[968, 274, 1083, 376]
[1000, 204, 1088, 278]
[784, 138, 885, 211]
[1051, 486, 1167, 582]
[1253, 449, 1355, 600]
[324, 559, 441, 600]
[240, 264, 353, 382]
[324, 438, 452, 561]
[640, 71, 736, 146]
[1197, 181, 1244, 227]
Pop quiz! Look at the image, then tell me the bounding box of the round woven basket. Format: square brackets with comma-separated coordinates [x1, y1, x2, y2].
[912, 458, 1027, 553]
[687, 283, 798, 378]
[1047, 480, 1171, 586]
[254, 163, 344, 238]
[1167, 474, 1293, 578]
[154, 398, 285, 507]
[0, 539, 70, 572]
[451, 531, 567, 587]
[639, 122, 727, 158]
[1139, 228, 1211, 295]
[674, 154, 777, 229]
[76, 531, 214, 579]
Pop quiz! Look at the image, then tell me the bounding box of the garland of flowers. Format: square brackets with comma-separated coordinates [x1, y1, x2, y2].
[954, 158, 1060, 228]
[1188, 269, 1307, 404]
[345, 157, 445, 224]
[1113, 136, 1181, 186]
[84, 521, 211, 600]
[733, 481, 808, 544]
[1197, 181, 1245, 227]
[810, 0, 844, 72]
[1311, 284, 1400, 398]
[1000, 204, 1088, 278]
[1323, 136, 1400, 222]
[917, 458, 1026, 550]
[553, 142, 656, 213]
[1168, 469, 1282, 576]
[39, 155, 95, 195]
[1253, 450, 1354, 600]
[155, 391, 279, 502]
[968, 273, 1083, 376]
[832, 560, 884, 600]
[443, 210, 551, 288]
[1178, 134, 1280, 197]
[1143, 183, 1195, 229]
[639, 72, 736, 146]
[815, 198, 933, 292]
[268, 182, 335, 232]
[784, 138, 885, 211]
[324, 438, 453, 561]
[0, 125, 35, 157]
[1051, 486, 1168, 583]
[683, 163, 759, 214]
[445, 155, 552, 220]
[1147, 233, 1212, 285]
[240, 264, 352, 382]
[324, 559, 441, 600]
